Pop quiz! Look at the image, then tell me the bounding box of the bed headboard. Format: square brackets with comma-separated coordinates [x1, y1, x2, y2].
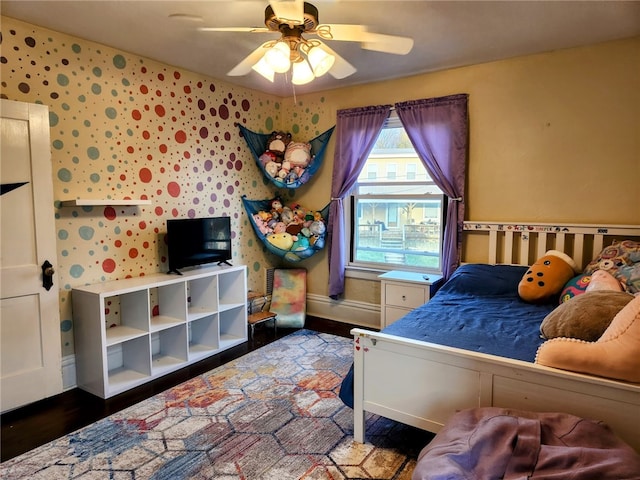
[463, 222, 640, 270]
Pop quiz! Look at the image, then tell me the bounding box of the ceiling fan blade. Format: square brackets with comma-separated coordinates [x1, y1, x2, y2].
[227, 42, 271, 76]
[361, 33, 414, 55]
[315, 41, 356, 80]
[317, 24, 413, 55]
[269, 0, 304, 24]
[199, 27, 271, 33]
[316, 24, 367, 42]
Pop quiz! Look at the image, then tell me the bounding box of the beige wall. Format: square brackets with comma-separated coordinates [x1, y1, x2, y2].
[290, 37, 640, 304]
[2, 14, 638, 345]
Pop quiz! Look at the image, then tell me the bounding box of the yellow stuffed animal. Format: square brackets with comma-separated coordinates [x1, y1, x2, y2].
[518, 250, 579, 303]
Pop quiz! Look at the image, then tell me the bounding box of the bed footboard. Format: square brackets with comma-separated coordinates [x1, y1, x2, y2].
[352, 329, 640, 452]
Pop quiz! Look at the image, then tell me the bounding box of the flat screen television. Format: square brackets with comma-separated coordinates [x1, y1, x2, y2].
[167, 217, 232, 274]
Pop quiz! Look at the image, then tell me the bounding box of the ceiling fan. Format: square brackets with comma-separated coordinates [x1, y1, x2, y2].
[198, 0, 414, 85]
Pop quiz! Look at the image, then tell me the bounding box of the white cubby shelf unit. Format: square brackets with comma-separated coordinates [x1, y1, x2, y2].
[72, 264, 247, 398]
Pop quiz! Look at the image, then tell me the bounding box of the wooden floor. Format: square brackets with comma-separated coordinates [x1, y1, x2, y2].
[0, 317, 356, 463]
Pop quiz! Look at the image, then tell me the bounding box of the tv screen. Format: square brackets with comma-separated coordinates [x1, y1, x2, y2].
[167, 217, 232, 274]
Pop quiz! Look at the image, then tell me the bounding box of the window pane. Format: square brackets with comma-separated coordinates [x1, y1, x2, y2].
[407, 163, 417, 180]
[354, 198, 443, 270]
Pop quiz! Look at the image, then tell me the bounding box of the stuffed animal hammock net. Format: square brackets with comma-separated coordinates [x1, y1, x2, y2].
[242, 195, 330, 262]
[238, 124, 335, 189]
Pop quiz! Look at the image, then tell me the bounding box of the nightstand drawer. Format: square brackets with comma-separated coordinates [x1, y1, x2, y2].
[384, 306, 412, 325]
[384, 283, 426, 309]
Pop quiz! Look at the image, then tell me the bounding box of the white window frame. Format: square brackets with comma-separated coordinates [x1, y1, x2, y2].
[345, 114, 445, 277]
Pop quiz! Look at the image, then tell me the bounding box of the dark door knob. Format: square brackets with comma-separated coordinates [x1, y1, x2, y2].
[41, 260, 55, 291]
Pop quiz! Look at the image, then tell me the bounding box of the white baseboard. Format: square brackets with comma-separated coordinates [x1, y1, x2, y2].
[306, 294, 381, 330]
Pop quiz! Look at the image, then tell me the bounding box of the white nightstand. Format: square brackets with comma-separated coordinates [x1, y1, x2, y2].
[379, 271, 443, 328]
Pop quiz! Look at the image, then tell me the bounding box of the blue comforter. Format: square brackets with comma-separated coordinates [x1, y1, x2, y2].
[339, 264, 556, 407]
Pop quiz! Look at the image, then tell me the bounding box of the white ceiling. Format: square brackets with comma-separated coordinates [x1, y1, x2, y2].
[3, 1, 639, 97]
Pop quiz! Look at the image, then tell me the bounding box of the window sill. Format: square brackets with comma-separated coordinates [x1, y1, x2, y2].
[345, 266, 386, 281]
[345, 265, 442, 282]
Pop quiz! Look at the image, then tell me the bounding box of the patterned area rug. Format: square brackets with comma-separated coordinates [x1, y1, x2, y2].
[1, 330, 433, 479]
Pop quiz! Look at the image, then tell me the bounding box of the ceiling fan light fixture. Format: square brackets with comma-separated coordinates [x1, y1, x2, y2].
[291, 58, 315, 85]
[307, 45, 335, 77]
[264, 42, 291, 73]
[252, 56, 275, 82]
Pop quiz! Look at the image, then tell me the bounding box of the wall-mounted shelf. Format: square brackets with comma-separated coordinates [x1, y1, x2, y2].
[59, 199, 152, 207]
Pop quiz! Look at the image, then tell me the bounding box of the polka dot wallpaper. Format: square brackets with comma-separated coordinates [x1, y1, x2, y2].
[1, 17, 333, 355]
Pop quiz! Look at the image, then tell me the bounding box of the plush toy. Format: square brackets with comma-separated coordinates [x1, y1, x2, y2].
[265, 161, 279, 178]
[536, 294, 640, 383]
[280, 206, 294, 225]
[585, 269, 623, 292]
[266, 232, 294, 251]
[266, 131, 292, 158]
[259, 151, 277, 166]
[584, 240, 640, 294]
[252, 214, 272, 235]
[272, 222, 286, 234]
[540, 290, 634, 341]
[559, 274, 592, 304]
[518, 250, 579, 303]
[291, 235, 310, 252]
[284, 142, 312, 168]
[309, 220, 326, 236]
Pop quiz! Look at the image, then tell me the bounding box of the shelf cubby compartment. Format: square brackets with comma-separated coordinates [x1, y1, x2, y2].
[73, 265, 247, 398]
[188, 314, 219, 361]
[219, 305, 247, 350]
[106, 335, 151, 394]
[151, 325, 188, 376]
[104, 289, 149, 346]
[218, 267, 246, 311]
[187, 276, 218, 320]
[150, 283, 188, 332]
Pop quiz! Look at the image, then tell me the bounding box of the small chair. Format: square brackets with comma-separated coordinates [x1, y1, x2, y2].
[247, 291, 277, 337]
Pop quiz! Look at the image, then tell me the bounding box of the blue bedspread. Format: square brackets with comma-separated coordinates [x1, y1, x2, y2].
[383, 264, 555, 362]
[339, 264, 556, 408]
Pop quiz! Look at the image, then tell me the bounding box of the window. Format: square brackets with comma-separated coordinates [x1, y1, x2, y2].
[348, 115, 445, 273]
[367, 164, 378, 180]
[386, 163, 396, 180]
[406, 163, 417, 180]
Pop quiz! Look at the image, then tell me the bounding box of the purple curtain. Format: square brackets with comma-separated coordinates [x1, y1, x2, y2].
[328, 105, 392, 298]
[395, 94, 469, 279]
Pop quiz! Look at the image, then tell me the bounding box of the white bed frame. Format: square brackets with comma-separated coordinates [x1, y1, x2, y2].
[352, 222, 640, 451]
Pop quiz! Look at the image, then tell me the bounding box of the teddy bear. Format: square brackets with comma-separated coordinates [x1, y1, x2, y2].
[265, 131, 292, 159]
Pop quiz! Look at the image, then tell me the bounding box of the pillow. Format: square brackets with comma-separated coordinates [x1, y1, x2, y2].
[536, 295, 640, 383]
[540, 291, 634, 341]
[584, 240, 640, 294]
[438, 264, 527, 297]
[559, 274, 591, 304]
[518, 250, 579, 303]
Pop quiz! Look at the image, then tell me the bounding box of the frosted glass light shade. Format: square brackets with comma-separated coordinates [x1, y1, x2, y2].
[292, 59, 315, 85]
[264, 42, 291, 73]
[252, 57, 275, 82]
[307, 46, 335, 77]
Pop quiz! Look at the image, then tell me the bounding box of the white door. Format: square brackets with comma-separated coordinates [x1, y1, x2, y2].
[0, 99, 62, 412]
